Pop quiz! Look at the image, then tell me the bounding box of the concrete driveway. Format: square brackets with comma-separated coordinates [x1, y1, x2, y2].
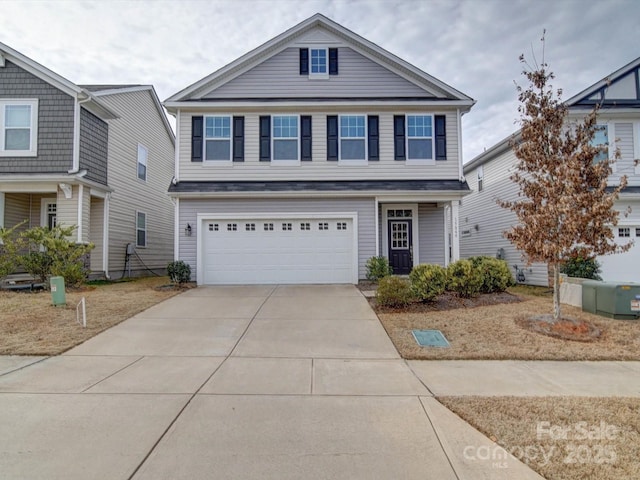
[0, 285, 541, 479]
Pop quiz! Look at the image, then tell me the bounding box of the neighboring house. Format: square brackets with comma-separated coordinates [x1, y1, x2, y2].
[461, 57, 640, 285]
[164, 14, 475, 285]
[0, 42, 175, 279]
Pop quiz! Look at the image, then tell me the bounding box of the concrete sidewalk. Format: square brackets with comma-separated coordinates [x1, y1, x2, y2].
[0, 285, 546, 479]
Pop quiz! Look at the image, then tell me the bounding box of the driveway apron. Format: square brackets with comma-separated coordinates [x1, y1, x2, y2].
[0, 285, 542, 480]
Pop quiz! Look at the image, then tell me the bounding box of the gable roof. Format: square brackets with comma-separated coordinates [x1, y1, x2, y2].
[82, 85, 175, 144]
[565, 56, 640, 107]
[0, 41, 118, 119]
[464, 56, 640, 174]
[165, 13, 474, 108]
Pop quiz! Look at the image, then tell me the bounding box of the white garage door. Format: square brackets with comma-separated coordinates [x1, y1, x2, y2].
[200, 216, 356, 285]
[599, 226, 640, 283]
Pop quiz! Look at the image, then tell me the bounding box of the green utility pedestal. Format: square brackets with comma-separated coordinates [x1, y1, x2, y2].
[50, 276, 66, 306]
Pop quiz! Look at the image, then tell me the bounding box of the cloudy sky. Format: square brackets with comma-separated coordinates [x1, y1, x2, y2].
[2, 0, 639, 162]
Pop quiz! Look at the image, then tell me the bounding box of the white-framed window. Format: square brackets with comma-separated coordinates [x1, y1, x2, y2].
[310, 48, 328, 78]
[339, 115, 366, 161]
[0, 99, 38, 156]
[618, 227, 630, 238]
[272, 115, 299, 161]
[136, 211, 147, 247]
[592, 123, 609, 163]
[477, 165, 484, 192]
[137, 144, 147, 181]
[407, 114, 434, 161]
[204, 115, 232, 161]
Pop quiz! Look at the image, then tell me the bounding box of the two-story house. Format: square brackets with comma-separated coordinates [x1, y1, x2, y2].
[0, 42, 175, 280]
[461, 57, 640, 285]
[164, 14, 475, 285]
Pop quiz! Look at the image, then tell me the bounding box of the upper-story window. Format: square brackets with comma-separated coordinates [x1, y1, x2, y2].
[394, 114, 446, 163]
[0, 99, 38, 157]
[205, 116, 231, 161]
[477, 165, 484, 192]
[137, 144, 148, 181]
[340, 115, 366, 161]
[299, 48, 338, 77]
[273, 115, 299, 161]
[592, 124, 609, 163]
[407, 115, 434, 160]
[310, 48, 327, 75]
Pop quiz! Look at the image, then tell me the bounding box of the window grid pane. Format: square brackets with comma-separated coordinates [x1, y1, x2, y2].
[273, 116, 298, 138]
[310, 49, 327, 74]
[205, 116, 230, 138]
[407, 115, 432, 138]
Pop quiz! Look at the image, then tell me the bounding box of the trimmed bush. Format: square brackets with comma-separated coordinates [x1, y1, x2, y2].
[375, 276, 414, 308]
[167, 260, 192, 285]
[446, 259, 483, 298]
[560, 248, 602, 280]
[409, 263, 447, 302]
[469, 256, 514, 293]
[366, 256, 393, 282]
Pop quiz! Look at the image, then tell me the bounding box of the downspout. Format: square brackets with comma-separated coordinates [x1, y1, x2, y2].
[103, 192, 111, 279]
[69, 96, 91, 174]
[77, 184, 84, 243]
[457, 108, 464, 182]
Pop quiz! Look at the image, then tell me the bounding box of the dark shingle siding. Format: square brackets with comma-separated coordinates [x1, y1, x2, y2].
[79, 108, 108, 185]
[0, 60, 74, 173]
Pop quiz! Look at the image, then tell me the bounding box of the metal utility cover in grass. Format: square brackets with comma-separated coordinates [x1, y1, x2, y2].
[412, 329, 450, 348]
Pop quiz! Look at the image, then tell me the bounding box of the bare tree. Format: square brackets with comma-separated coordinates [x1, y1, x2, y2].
[501, 41, 629, 320]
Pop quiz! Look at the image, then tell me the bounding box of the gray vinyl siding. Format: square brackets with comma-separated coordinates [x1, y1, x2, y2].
[610, 122, 636, 186]
[418, 204, 445, 266]
[178, 197, 376, 280]
[79, 108, 108, 185]
[178, 110, 460, 181]
[0, 60, 74, 173]
[4, 193, 30, 229]
[95, 89, 175, 277]
[201, 47, 435, 99]
[460, 149, 548, 286]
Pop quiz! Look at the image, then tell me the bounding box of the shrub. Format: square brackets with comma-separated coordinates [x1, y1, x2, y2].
[18, 225, 93, 286]
[446, 259, 483, 298]
[469, 256, 514, 293]
[375, 276, 413, 308]
[560, 248, 602, 280]
[409, 263, 447, 302]
[167, 260, 192, 284]
[0, 222, 26, 281]
[366, 256, 393, 282]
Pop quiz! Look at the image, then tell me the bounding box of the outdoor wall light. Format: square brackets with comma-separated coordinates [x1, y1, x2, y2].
[185, 223, 192, 236]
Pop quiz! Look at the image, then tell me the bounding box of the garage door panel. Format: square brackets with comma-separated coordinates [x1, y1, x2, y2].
[202, 217, 355, 285]
[599, 226, 639, 283]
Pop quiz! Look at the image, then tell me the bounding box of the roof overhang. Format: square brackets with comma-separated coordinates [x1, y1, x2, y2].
[0, 172, 113, 193]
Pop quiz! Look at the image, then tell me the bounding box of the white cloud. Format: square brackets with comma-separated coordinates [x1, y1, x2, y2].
[1, 0, 639, 162]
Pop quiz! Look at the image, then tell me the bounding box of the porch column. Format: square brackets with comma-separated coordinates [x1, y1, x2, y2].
[0, 192, 4, 228]
[450, 200, 460, 261]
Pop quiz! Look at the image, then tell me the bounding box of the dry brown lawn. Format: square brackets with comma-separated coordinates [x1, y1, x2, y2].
[0, 277, 183, 355]
[375, 289, 640, 360]
[439, 396, 640, 480]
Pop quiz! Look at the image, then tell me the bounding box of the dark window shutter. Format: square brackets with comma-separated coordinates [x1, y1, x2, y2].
[191, 116, 203, 162]
[329, 48, 338, 75]
[259, 116, 270, 162]
[232, 116, 244, 162]
[367, 116, 379, 161]
[299, 48, 309, 75]
[435, 115, 447, 160]
[301, 115, 312, 161]
[326, 116, 338, 161]
[394, 115, 405, 160]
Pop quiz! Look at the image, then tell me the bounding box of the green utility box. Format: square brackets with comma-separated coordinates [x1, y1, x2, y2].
[50, 276, 66, 306]
[581, 280, 640, 320]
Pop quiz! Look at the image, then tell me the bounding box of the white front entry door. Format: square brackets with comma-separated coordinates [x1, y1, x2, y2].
[200, 216, 357, 284]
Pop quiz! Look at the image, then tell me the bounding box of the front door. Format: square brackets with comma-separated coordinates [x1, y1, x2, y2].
[388, 219, 413, 274]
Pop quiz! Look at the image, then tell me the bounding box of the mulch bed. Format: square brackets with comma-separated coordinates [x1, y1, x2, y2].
[516, 314, 603, 342]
